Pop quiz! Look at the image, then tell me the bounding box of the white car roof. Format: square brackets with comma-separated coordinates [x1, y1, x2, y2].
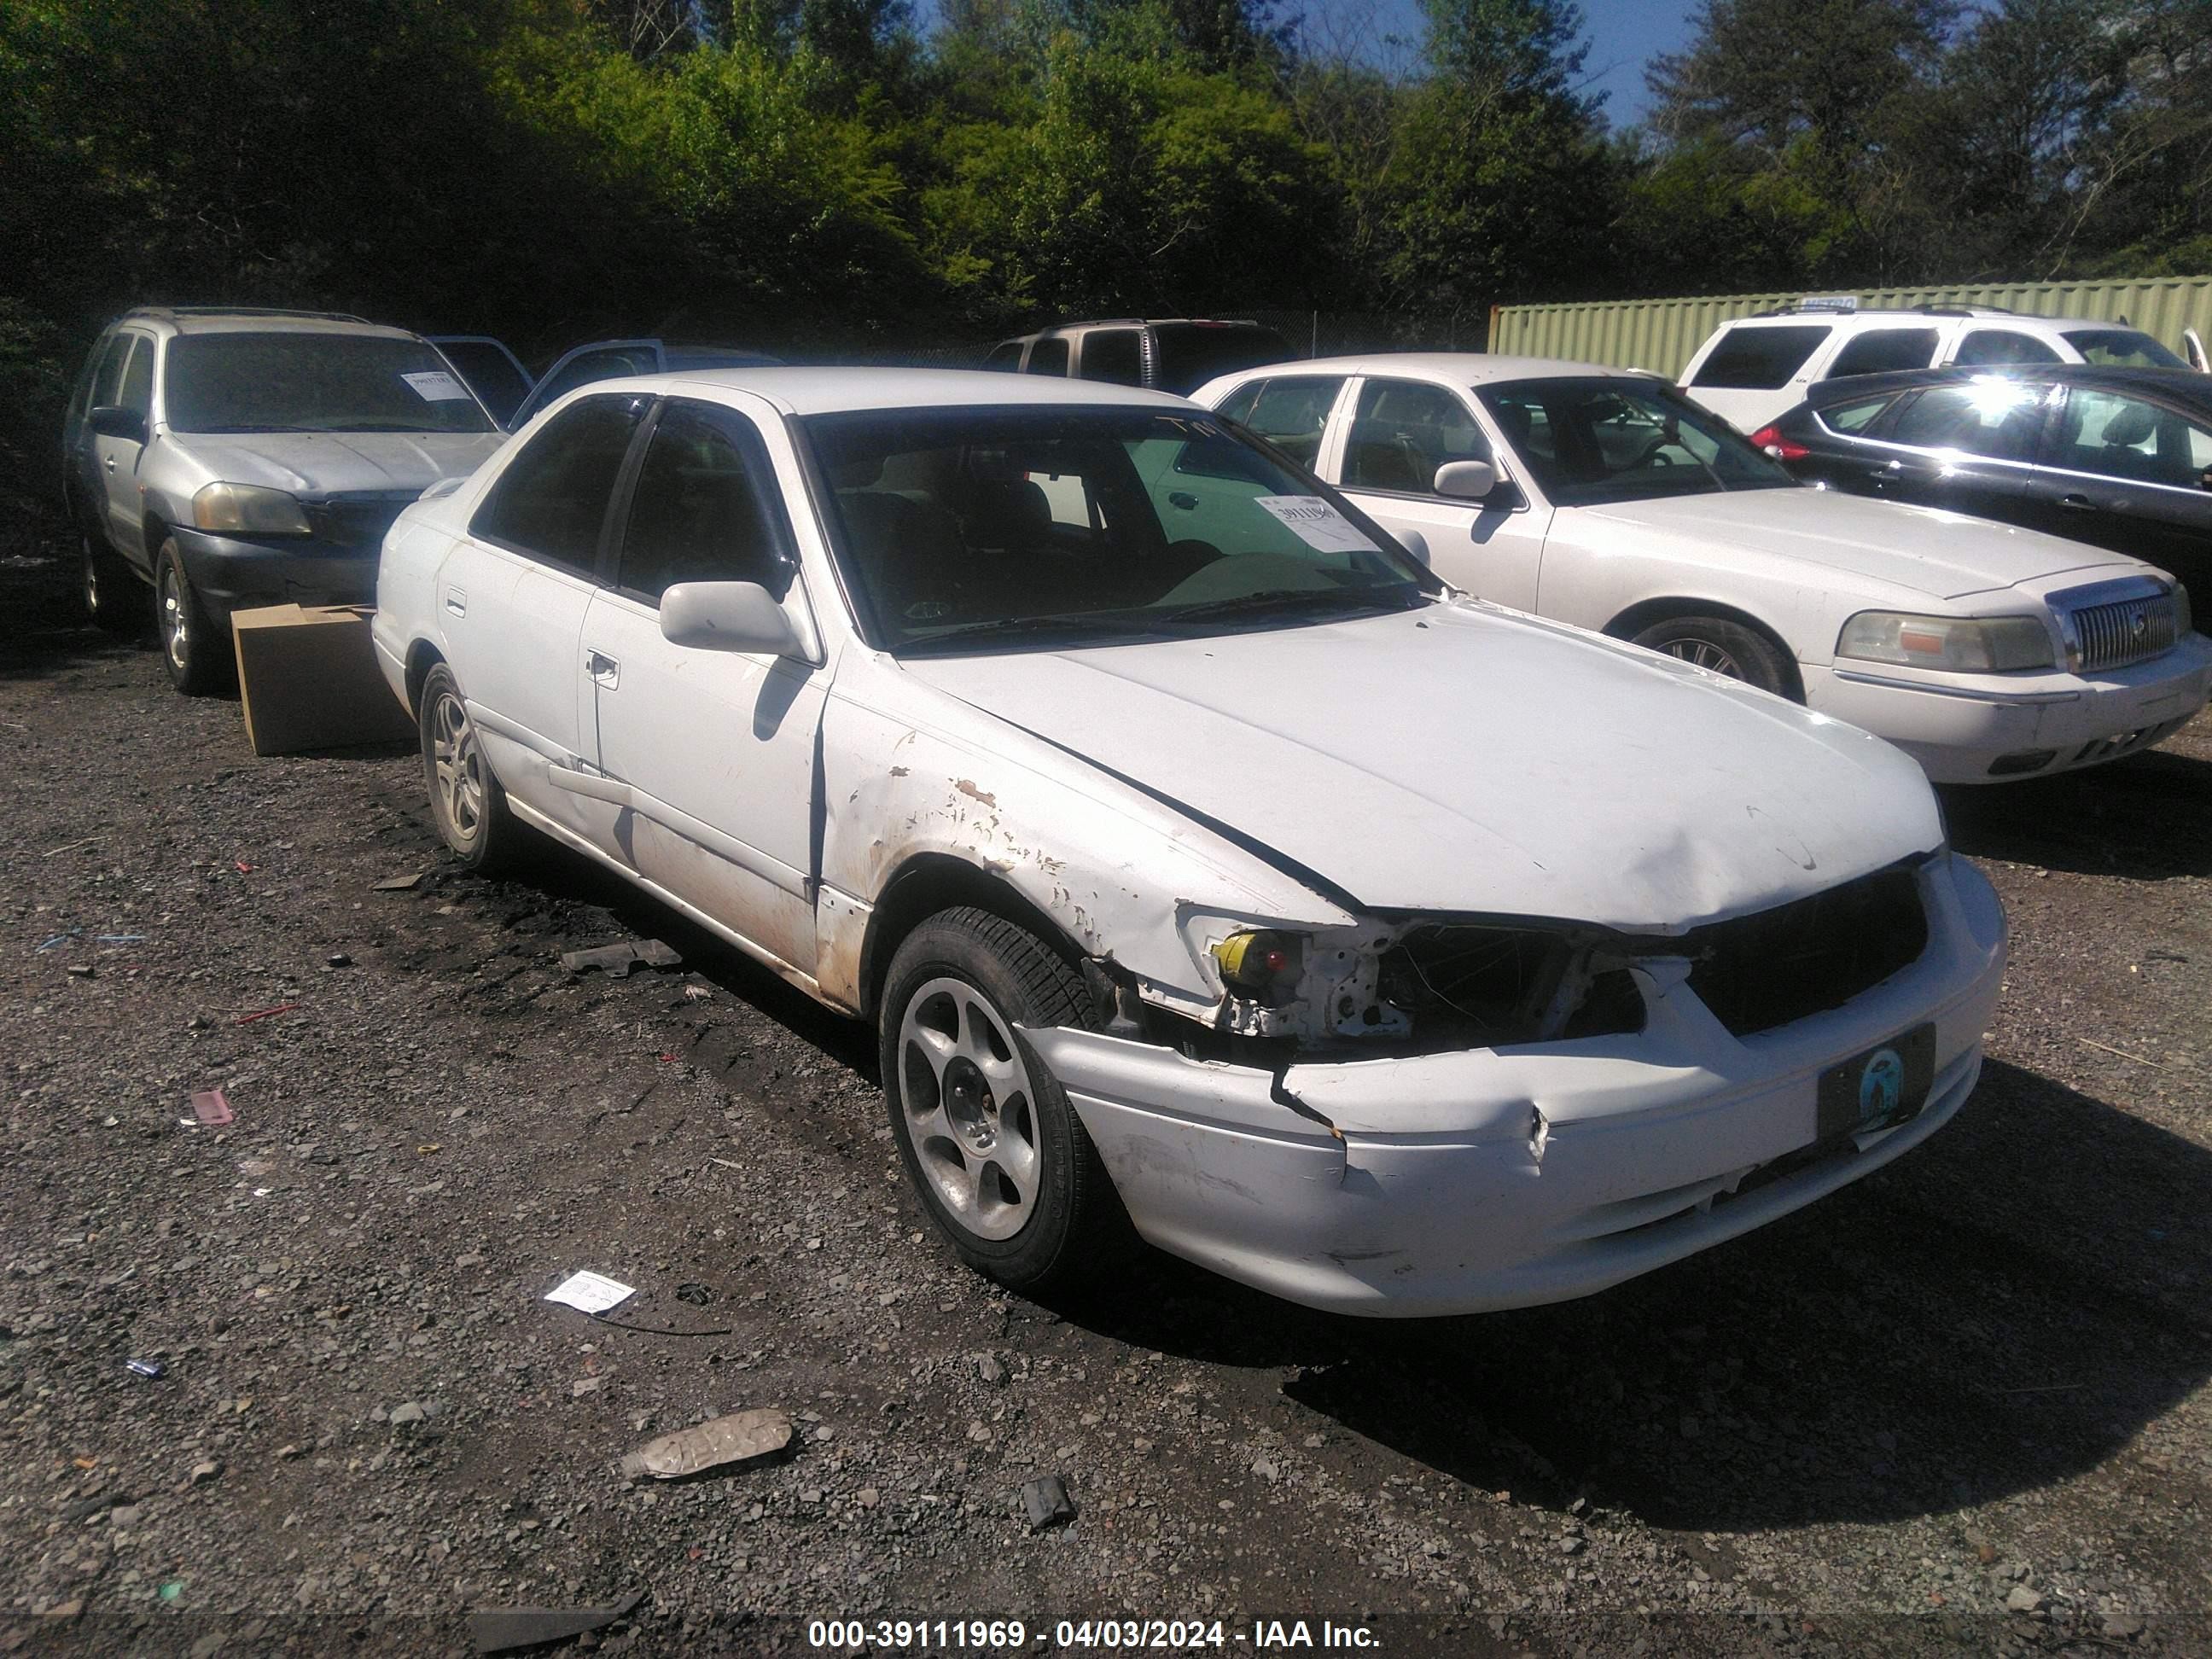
[1716, 310, 2112, 332]
[1210, 352, 1639, 387]
[628, 365, 1197, 417]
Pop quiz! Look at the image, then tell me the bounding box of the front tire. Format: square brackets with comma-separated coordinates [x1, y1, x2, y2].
[418, 662, 517, 873]
[879, 908, 1121, 1292]
[156, 538, 230, 695]
[82, 525, 143, 635]
[1629, 614, 1794, 698]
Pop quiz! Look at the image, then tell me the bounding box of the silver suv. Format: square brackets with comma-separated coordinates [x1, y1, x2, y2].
[62, 307, 505, 693]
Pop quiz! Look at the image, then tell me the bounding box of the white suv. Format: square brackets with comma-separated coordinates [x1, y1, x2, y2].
[1679, 304, 2193, 431]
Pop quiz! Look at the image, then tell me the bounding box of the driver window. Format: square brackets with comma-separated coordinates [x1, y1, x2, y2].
[616, 400, 795, 603]
[1342, 380, 1490, 495]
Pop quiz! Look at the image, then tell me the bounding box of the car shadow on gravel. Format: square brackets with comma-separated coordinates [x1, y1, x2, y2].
[1941, 745, 2212, 880]
[1055, 1057, 2212, 1530]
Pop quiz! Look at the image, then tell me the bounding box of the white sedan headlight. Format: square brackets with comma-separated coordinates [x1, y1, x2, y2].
[192, 481, 311, 537]
[1837, 611, 2055, 672]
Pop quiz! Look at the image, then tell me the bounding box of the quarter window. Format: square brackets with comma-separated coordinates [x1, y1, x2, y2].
[1342, 380, 1489, 495]
[615, 401, 793, 602]
[1888, 382, 2048, 462]
[1026, 337, 1070, 376]
[1689, 325, 1831, 390]
[1825, 328, 1939, 379]
[1819, 396, 1894, 434]
[981, 342, 1024, 373]
[1954, 330, 2061, 367]
[471, 394, 645, 572]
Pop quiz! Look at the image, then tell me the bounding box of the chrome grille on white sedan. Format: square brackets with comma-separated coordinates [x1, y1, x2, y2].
[2060, 584, 2179, 673]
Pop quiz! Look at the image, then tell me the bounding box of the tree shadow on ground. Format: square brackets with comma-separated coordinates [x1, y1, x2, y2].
[1941, 744, 2212, 880]
[1055, 1058, 2212, 1531]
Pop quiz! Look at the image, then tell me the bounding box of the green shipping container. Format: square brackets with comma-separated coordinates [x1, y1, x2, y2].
[1488, 276, 2212, 378]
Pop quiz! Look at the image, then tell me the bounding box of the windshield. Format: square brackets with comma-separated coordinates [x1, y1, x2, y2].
[803, 406, 1439, 654]
[2062, 329, 2186, 369]
[166, 334, 496, 434]
[1478, 377, 1799, 506]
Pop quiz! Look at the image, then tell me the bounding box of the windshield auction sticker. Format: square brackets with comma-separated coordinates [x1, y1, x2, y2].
[400, 370, 473, 402]
[1254, 495, 1380, 555]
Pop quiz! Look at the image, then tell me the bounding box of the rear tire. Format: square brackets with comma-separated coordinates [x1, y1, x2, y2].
[879, 907, 1125, 1293]
[1630, 614, 1794, 698]
[156, 538, 230, 695]
[82, 525, 143, 635]
[418, 662, 519, 874]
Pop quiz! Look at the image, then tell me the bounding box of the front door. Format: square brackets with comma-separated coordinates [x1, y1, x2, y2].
[2036, 386, 2212, 606]
[1335, 377, 1545, 610]
[581, 394, 827, 976]
[94, 332, 156, 565]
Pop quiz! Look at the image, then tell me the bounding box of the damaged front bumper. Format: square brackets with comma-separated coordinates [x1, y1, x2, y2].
[1025, 853, 2005, 1318]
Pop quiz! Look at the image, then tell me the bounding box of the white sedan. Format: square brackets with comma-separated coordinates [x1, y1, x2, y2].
[1192, 354, 2212, 783]
[373, 368, 2004, 1317]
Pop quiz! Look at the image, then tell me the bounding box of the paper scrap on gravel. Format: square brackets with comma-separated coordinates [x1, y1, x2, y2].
[190, 1089, 234, 1126]
[544, 1271, 637, 1315]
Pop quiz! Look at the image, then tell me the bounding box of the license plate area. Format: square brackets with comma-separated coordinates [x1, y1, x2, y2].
[1816, 1023, 1936, 1140]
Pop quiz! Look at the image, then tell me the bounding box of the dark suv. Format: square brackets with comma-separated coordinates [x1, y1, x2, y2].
[983, 318, 1291, 396]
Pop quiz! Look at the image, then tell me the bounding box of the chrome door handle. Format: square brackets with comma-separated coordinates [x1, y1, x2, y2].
[586, 649, 619, 690]
[104, 457, 116, 473]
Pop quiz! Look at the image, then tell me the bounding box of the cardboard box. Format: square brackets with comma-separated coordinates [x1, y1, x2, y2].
[231, 604, 417, 756]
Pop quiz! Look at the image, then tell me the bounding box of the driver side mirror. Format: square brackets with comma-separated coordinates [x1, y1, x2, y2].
[89, 405, 146, 444]
[661, 581, 804, 658]
[1433, 459, 1498, 500]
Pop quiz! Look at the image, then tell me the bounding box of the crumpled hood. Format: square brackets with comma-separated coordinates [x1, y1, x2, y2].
[169, 430, 504, 496]
[900, 602, 1942, 930]
[1584, 488, 2140, 601]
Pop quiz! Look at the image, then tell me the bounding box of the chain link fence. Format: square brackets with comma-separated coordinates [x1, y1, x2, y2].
[820, 311, 1486, 370]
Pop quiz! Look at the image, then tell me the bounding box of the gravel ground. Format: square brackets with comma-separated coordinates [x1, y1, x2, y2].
[3, 534, 2210, 1657]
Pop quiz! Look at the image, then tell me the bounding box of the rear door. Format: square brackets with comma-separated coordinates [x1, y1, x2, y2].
[430, 336, 533, 427]
[579, 393, 827, 974]
[509, 341, 661, 430]
[1332, 376, 1543, 609]
[441, 392, 647, 837]
[1858, 380, 2059, 527]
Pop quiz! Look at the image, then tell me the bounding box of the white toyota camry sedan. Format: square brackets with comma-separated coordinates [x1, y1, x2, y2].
[373, 368, 2004, 1317]
[1192, 354, 2212, 784]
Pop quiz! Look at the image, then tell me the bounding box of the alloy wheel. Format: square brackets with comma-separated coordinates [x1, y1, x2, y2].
[1657, 637, 1744, 678]
[159, 562, 189, 672]
[428, 687, 487, 845]
[896, 977, 1043, 1242]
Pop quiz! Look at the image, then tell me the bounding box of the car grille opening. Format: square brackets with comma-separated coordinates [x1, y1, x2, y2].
[2067, 590, 2178, 672]
[1679, 864, 1929, 1037]
[304, 494, 418, 550]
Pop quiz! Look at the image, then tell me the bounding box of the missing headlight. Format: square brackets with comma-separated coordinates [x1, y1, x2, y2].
[1378, 923, 1644, 1049]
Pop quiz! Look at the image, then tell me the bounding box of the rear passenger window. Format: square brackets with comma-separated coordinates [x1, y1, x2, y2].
[1955, 330, 2061, 367]
[1240, 376, 1345, 469]
[1079, 329, 1144, 387]
[472, 395, 645, 572]
[616, 401, 793, 602]
[1889, 382, 2047, 461]
[1026, 338, 1069, 376]
[1825, 328, 1939, 379]
[1689, 325, 1831, 390]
